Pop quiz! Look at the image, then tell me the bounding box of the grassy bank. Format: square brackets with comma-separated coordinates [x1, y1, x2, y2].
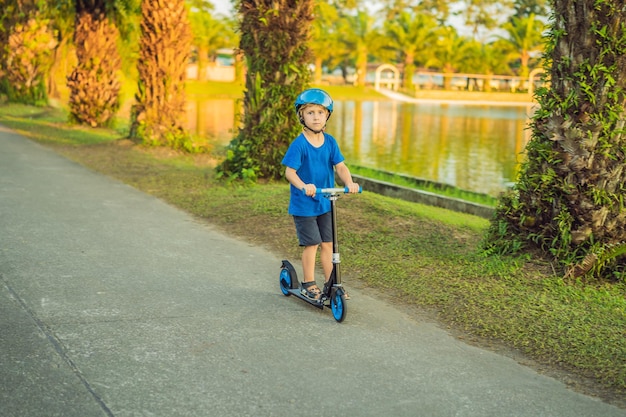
[0, 100, 624, 406]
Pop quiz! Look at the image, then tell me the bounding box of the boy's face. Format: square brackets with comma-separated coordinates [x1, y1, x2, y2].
[300, 104, 328, 130]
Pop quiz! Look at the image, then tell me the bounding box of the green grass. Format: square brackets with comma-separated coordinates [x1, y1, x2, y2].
[1, 101, 624, 405]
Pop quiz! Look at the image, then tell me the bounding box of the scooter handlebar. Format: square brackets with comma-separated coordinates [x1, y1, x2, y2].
[315, 186, 363, 195]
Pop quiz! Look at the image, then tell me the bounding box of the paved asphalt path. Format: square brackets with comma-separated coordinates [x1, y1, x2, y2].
[1, 125, 624, 417]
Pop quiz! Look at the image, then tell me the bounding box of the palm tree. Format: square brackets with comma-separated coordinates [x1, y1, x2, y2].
[431, 26, 471, 90]
[188, 0, 236, 81]
[385, 11, 438, 92]
[309, 2, 341, 84]
[67, 0, 125, 127]
[463, 40, 511, 92]
[461, 0, 513, 40]
[217, 0, 314, 181]
[340, 9, 382, 87]
[486, 0, 626, 280]
[499, 13, 545, 90]
[512, 0, 549, 18]
[310, 2, 364, 86]
[129, 0, 192, 148]
[1, 1, 57, 105]
[45, 0, 75, 100]
[380, 0, 453, 25]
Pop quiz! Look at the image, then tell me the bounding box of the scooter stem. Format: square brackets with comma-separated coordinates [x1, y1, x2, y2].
[329, 194, 341, 285]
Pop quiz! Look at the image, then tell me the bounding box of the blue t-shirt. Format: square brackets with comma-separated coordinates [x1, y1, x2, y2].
[282, 132, 345, 216]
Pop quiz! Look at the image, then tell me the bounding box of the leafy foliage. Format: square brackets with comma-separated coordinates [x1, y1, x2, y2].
[216, 0, 314, 182]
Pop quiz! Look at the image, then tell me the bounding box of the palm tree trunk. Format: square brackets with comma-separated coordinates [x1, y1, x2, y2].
[4, 16, 56, 104]
[487, 0, 626, 278]
[196, 46, 208, 81]
[217, 0, 314, 181]
[67, 3, 121, 127]
[403, 53, 415, 92]
[355, 45, 367, 87]
[313, 56, 323, 85]
[129, 0, 192, 148]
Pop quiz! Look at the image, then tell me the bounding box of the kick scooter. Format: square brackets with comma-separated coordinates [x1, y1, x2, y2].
[279, 186, 361, 322]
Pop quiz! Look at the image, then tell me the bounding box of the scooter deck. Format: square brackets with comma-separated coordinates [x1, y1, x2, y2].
[285, 287, 326, 309]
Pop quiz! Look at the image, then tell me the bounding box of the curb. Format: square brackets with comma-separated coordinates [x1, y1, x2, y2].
[352, 174, 495, 220]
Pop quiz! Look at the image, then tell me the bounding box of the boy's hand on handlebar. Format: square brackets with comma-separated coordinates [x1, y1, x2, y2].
[346, 182, 360, 194]
[302, 184, 316, 197]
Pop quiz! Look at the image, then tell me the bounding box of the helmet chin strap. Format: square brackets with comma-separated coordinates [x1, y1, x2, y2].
[300, 117, 326, 134]
[303, 123, 325, 134]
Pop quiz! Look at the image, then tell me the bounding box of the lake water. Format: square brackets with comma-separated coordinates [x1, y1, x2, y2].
[186, 99, 535, 196]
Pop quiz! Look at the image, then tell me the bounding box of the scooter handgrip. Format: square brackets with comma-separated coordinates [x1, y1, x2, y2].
[344, 186, 363, 194]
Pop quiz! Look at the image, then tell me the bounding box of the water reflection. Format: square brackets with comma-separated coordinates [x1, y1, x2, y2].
[186, 98, 533, 196]
[329, 101, 533, 196]
[186, 99, 239, 145]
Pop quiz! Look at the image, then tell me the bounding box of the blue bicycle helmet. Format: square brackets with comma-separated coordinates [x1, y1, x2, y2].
[294, 88, 334, 118]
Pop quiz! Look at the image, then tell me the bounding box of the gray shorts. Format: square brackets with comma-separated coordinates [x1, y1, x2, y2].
[293, 212, 332, 246]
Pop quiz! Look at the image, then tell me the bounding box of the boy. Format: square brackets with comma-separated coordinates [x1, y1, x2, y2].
[281, 88, 360, 300]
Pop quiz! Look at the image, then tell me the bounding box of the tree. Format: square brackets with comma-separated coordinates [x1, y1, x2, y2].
[463, 40, 511, 91]
[67, 0, 125, 127]
[310, 1, 365, 86]
[217, 0, 314, 182]
[5, 17, 57, 105]
[1, 1, 57, 105]
[45, 0, 75, 100]
[485, 0, 626, 281]
[188, 0, 236, 81]
[339, 9, 381, 87]
[512, 0, 549, 18]
[431, 26, 472, 90]
[309, 2, 340, 84]
[385, 10, 438, 92]
[129, 0, 192, 148]
[461, 0, 513, 40]
[498, 13, 545, 90]
[380, 0, 452, 24]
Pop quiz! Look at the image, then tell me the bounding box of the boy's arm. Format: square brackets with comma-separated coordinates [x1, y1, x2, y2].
[285, 167, 316, 196]
[335, 162, 359, 193]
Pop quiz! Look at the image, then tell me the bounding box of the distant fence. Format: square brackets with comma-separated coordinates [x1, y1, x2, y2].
[187, 61, 546, 94]
[412, 71, 543, 93]
[317, 65, 547, 93]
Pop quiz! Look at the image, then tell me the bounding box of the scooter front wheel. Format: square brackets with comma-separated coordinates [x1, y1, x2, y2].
[330, 288, 347, 322]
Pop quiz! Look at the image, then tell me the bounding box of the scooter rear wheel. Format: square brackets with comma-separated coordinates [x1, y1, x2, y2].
[330, 289, 347, 322]
[279, 267, 292, 296]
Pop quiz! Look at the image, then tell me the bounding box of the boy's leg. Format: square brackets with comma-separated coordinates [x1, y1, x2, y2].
[317, 212, 334, 284]
[301, 245, 318, 282]
[293, 215, 325, 300]
[301, 245, 322, 300]
[320, 241, 333, 282]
